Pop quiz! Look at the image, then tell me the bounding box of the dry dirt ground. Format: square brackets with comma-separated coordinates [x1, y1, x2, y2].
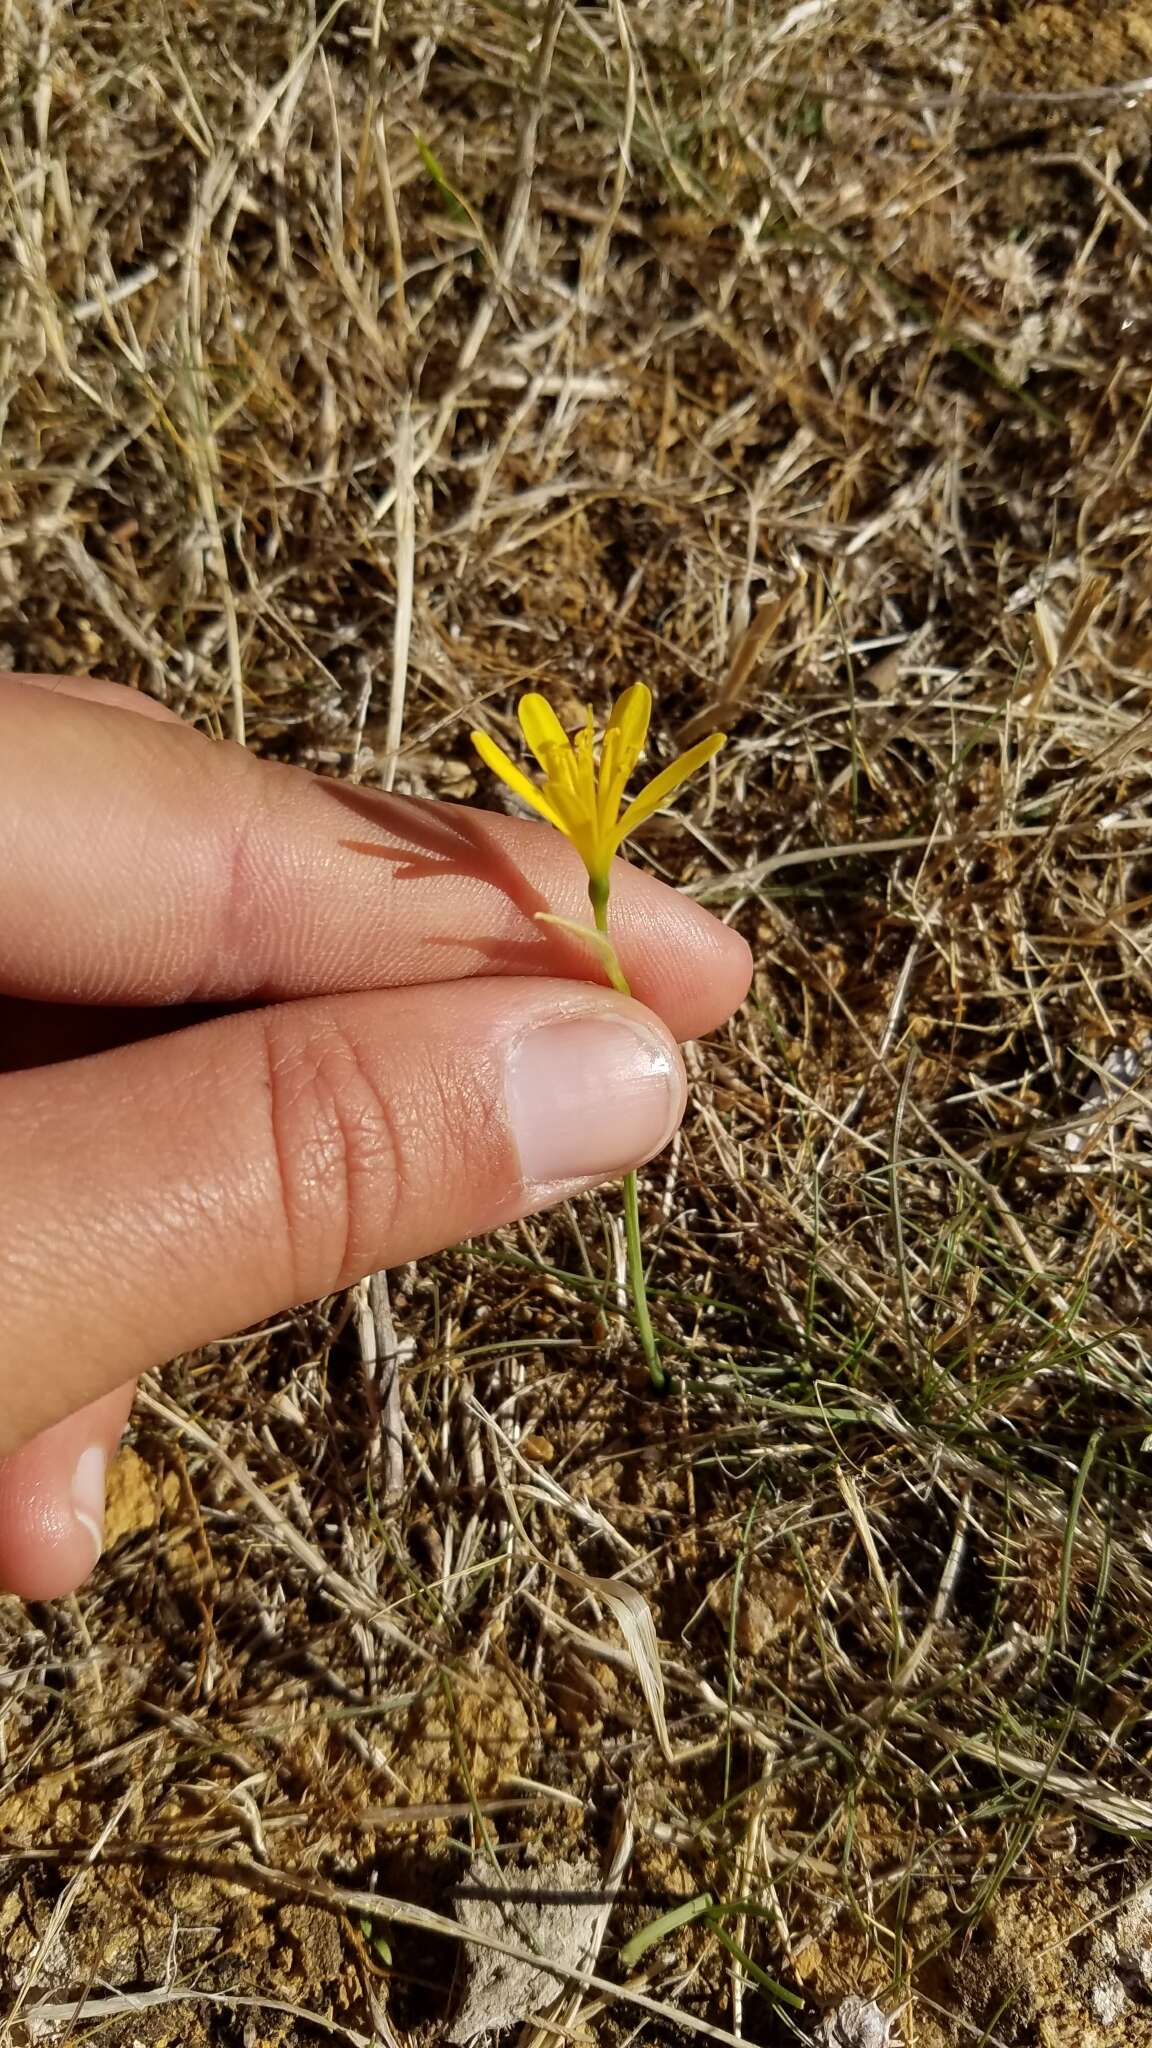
[4, 1, 1152, 2043]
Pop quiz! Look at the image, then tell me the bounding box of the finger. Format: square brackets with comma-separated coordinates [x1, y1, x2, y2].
[0, 978, 686, 1452]
[0, 677, 750, 1040]
[0, 1384, 135, 1600]
[8, 671, 184, 721]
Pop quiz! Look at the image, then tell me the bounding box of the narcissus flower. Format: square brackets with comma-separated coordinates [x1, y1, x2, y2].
[471, 684, 725, 899]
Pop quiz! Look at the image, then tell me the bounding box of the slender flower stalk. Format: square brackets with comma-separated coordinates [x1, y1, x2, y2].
[472, 685, 725, 1393]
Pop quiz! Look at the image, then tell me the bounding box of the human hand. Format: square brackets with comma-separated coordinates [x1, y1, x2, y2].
[0, 674, 751, 1600]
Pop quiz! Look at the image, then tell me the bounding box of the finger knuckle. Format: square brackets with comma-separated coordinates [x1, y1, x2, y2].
[257, 1011, 409, 1294]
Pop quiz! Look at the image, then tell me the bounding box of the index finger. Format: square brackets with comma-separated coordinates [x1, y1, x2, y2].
[0, 677, 751, 1041]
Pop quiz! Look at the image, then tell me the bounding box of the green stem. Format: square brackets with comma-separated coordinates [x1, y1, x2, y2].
[622, 1165, 665, 1393]
[590, 877, 668, 1394]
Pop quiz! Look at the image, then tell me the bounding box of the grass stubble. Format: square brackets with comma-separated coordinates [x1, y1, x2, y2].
[3, 0, 1152, 2041]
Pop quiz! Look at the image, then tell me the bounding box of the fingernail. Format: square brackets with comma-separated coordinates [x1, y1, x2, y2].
[71, 1445, 106, 1565]
[506, 1011, 684, 1188]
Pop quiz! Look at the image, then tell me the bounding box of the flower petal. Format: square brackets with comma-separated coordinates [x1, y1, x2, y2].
[518, 693, 573, 776]
[471, 729, 568, 832]
[607, 682, 652, 765]
[597, 723, 624, 834]
[612, 732, 726, 847]
[597, 684, 651, 833]
[572, 708, 597, 814]
[540, 773, 591, 839]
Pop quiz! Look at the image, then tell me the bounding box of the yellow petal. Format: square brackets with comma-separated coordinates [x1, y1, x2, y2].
[471, 729, 567, 832]
[518, 693, 572, 776]
[572, 709, 598, 818]
[607, 682, 652, 761]
[612, 732, 725, 846]
[540, 773, 592, 840]
[598, 683, 652, 832]
[596, 723, 624, 831]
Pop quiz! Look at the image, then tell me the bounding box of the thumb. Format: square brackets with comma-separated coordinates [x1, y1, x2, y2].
[1, 976, 685, 1455]
[0, 1386, 136, 1601]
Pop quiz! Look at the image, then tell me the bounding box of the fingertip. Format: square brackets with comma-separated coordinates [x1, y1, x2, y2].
[675, 894, 754, 1027]
[711, 916, 755, 1020]
[611, 864, 754, 1040]
[0, 1385, 135, 1601]
[505, 1000, 686, 1189]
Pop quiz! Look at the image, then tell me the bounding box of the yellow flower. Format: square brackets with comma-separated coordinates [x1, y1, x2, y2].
[471, 684, 725, 893]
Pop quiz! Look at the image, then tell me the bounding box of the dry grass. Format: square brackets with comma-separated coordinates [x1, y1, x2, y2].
[4, 0, 1152, 2042]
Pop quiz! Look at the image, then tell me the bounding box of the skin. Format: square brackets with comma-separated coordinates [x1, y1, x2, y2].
[0, 674, 752, 1600]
